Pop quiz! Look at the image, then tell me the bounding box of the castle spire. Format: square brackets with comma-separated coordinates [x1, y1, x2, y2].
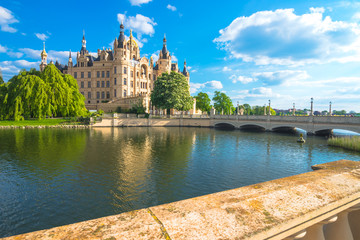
[82, 30, 86, 48]
[118, 21, 125, 48]
[183, 59, 188, 75]
[161, 33, 168, 59]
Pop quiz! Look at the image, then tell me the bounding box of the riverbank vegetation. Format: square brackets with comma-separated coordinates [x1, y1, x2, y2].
[328, 136, 360, 152]
[0, 64, 88, 121]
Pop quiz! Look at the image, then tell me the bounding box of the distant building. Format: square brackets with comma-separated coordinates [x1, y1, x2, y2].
[40, 23, 190, 112]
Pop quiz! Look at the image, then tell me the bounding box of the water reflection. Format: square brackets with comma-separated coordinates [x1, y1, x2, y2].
[1, 127, 360, 238]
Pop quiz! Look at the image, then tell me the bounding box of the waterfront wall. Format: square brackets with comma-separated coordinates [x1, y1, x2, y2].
[3, 159, 360, 239]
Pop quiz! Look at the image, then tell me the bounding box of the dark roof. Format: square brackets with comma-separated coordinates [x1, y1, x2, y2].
[80, 46, 89, 55]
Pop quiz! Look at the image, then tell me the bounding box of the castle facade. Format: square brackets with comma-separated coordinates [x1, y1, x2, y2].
[39, 23, 190, 112]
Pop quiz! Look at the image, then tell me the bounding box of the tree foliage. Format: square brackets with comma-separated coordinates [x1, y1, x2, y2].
[212, 91, 233, 114]
[151, 71, 193, 111]
[195, 92, 211, 113]
[0, 64, 87, 121]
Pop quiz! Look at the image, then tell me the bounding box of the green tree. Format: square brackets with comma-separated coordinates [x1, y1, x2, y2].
[0, 71, 3, 85]
[151, 71, 193, 111]
[212, 91, 233, 114]
[195, 92, 211, 113]
[1, 64, 87, 121]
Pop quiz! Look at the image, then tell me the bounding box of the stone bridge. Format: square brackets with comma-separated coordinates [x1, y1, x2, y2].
[211, 115, 360, 135]
[93, 114, 360, 135]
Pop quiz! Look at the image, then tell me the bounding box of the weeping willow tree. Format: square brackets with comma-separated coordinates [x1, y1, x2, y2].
[1, 64, 87, 121]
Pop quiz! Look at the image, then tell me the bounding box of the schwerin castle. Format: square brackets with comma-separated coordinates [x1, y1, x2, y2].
[39, 22, 192, 113]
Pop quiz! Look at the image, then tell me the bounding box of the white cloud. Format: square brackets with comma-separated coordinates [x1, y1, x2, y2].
[171, 53, 178, 62]
[230, 74, 255, 84]
[353, 12, 360, 21]
[190, 80, 223, 94]
[150, 50, 160, 62]
[214, 8, 360, 66]
[0, 44, 7, 53]
[0, 6, 18, 33]
[0, 60, 40, 81]
[19, 48, 41, 59]
[253, 70, 310, 85]
[129, 0, 152, 6]
[35, 33, 49, 41]
[222, 66, 232, 72]
[167, 4, 177, 11]
[117, 13, 157, 37]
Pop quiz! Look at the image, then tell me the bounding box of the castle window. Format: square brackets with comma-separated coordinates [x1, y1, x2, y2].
[74, 72, 77, 78]
[131, 71, 133, 78]
[106, 81, 110, 88]
[149, 74, 151, 79]
[81, 82, 84, 88]
[106, 91, 110, 99]
[114, 67, 117, 74]
[153, 75, 156, 81]
[97, 71, 100, 78]
[124, 90, 127, 97]
[88, 81, 91, 88]
[106, 71, 110, 78]
[131, 91, 133, 96]
[131, 81, 133, 87]
[124, 78, 127, 85]
[88, 72, 91, 78]
[81, 72, 84, 78]
[88, 92, 91, 99]
[114, 78, 117, 85]
[101, 92, 105, 99]
[101, 71, 105, 78]
[114, 89, 117, 97]
[101, 81, 105, 88]
[81, 62, 84, 67]
[97, 81, 100, 87]
[96, 92, 100, 99]
[124, 67, 127, 74]
[137, 72, 139, 77]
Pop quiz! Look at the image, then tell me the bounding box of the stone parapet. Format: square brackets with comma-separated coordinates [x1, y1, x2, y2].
[3, 160, 360, 239]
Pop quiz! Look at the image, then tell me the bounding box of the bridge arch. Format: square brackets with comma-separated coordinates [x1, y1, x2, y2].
[214, 122, 236, 130]
[239, 124, 266, 132]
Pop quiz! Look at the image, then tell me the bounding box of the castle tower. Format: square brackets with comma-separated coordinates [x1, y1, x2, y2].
[39, 42, 48, 72]
[183, 59, 189, 77]
[80, 31, 88, 56]
[157, 34, 171, 74]
[118, 21, 125, 49]
[68, 50, 73, 68]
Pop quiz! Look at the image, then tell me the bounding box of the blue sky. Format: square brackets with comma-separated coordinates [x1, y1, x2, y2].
[1, 0, 360, 112]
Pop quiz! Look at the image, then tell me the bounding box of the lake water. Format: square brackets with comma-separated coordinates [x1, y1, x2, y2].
[1, 127, 359, 237]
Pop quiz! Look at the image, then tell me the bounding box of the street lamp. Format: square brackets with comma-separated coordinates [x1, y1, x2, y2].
[268, 99, 271, 115]
[293, 103, 295, 116]
[310, 97, 314, 116]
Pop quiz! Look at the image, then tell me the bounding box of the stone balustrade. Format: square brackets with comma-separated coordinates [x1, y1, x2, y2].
[3, 159, 360, 240]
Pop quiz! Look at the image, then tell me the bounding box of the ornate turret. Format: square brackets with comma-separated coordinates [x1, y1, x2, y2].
[118, 21, 125, 48]
[68, 50, 73, 67]
[80, 30, 89, 55]
[161, 34, 169, 59]
[39, 42, 48, 72]
[182, 59, 189, 76]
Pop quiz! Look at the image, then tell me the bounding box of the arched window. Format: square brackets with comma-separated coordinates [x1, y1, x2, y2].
[124, 89, 127, 97]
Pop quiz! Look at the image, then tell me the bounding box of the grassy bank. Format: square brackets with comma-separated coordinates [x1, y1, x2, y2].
[328, 136, 360, 152]
[0, 119, 68, 126]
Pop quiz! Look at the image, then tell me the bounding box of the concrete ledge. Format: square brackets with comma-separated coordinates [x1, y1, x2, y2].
[3, 160, 360, 239]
